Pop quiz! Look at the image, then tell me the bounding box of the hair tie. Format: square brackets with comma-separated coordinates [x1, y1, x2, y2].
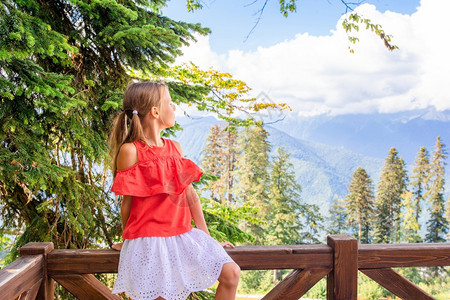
[132, 110, 138, 115]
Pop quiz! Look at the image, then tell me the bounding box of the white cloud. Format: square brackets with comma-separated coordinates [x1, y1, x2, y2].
[175, 0, 450, 116]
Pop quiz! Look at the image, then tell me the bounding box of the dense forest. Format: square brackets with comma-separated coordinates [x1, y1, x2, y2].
[200, 124, 449, 297]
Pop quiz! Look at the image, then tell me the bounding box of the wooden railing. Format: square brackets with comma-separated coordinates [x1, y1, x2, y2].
[1, 235, 449, 299]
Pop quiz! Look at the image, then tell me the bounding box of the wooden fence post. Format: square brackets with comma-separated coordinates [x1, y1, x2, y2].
[327, 235, 358, 300]
[20, 242, 55, 300]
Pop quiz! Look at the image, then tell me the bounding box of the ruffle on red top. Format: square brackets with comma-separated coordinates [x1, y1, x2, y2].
[111, 156, 203, 197]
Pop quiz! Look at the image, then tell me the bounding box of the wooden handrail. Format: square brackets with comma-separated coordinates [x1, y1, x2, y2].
[0, 255, 44, 299]
[1, 236, 449, 300]
[358, 243, 450, 268]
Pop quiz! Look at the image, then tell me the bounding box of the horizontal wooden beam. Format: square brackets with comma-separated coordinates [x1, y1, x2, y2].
[46, 242, 450, 275]
[228, 245, 332, 270]
[361, 268, 434, 300]
[0, 255, 43, 300]
[47, 245, 333, 274]
[358, 243, 450, 269]
[48, 249, 120, 275]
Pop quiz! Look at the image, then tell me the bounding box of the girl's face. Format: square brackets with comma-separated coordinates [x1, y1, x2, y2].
[158, 86, 176, 128]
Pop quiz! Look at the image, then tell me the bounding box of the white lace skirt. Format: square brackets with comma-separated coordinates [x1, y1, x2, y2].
[112, 228, 234, 300]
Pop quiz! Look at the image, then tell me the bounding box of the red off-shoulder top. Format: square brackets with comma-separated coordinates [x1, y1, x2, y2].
[111, 139, 203, 239]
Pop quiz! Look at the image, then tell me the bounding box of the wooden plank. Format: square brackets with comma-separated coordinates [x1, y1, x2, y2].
[20, 242, 55, 300]
[53, 274, 120, 300]
[17, 278, 43, 300]
[361, 268, 435, 300]
[47, 245, 332, 274]
[48, 249, 121, 275]
[0, 255, 43, 300]
[262, 267, 331, 300]
[228, 245, 332, 270]
[359, 243, 450, 269]
[327, 235, 358, 300]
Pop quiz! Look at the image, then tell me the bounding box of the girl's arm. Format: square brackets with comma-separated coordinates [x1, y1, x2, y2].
[172, 140, 210, 235]
[112, 143, 137, 251]
[116, 142, 137, 229]
[186, 184, 234, 248]
[173, 140, 234, 247]
[186, 184, 210, 235]
[121, 195, 132, 230]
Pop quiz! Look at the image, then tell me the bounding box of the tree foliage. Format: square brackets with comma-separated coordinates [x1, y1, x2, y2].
[425, 137, 448, 243]
[201, 124, 225, 202]
[234, 123, 271, 243]
[410, 147, 430, 224]
[373, 148, 408, 243]
[2, 0, 209, 254]
[201, 124, 239, 204]
[400, 190, 422, 243]
[266, 147, 303, 245]
[0, 0, 285, 259]
[345, 167, 374, 243]
[328, 196, 348, 235]
[186, 0, 398, 52]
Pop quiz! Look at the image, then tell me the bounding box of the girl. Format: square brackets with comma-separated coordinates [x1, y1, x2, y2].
[109, 81, 240, 300]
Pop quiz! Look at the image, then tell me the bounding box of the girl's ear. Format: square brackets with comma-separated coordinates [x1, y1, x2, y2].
[150, 106, 159, 119]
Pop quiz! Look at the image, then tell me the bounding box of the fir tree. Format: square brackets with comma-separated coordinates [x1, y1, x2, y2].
[201, 124, 239, 204]
[221, 125, 239, 204]
[299, 203, 325, 244]
[235, 123, 271, 243]
[425, 137, 449, 243]
[266, 147, 303, 245]
[446, 197, 450, 241]
[410, 147, 430, 223]
[0, 0, 208, 254]
[328, 196, 348, 235]
[201, 124, 226, 202]
[345, 167, 375, 243]
[374, 148, 408, 243]
[400, 190, 422, 243]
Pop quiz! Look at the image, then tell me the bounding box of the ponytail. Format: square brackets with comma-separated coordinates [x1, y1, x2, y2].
[109, 111, 147, 177]
[108, 81, 167, 176]
[109, 112, 128, 177]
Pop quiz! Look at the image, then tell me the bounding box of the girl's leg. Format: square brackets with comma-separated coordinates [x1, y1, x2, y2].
[215, 262, 240, 300]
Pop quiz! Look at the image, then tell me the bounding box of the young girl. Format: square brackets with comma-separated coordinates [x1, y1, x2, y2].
[109, 81, 240, 300]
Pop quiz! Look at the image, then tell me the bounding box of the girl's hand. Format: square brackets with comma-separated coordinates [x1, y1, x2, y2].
[111, 242, 123, 251]
[220, 241, 235, 248]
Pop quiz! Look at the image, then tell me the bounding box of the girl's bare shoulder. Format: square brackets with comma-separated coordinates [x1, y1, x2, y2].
[171, 140, 184, 156]
[117, 142, 138, 170]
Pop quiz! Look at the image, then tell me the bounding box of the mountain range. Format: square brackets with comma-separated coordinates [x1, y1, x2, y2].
[175, 109, 450, 219]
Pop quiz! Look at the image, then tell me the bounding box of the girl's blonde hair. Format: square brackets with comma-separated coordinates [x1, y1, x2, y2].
[109, 81, 167, 176]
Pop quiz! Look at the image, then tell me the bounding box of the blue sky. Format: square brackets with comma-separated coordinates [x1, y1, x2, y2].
[165, 0, 450, 117]
[164, 0, 421, 54]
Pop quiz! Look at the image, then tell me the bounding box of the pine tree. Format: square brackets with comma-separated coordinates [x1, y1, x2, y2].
[235, 123, 271, 243]
[221, 125, 239, 204]
[446, 197, 450, 241]
[425, 137, 449, 243]
[0, 0, 208, 254]
[328, 196, 348, 235]
[266, 147, 303, 245]
[410, 147, 430, 223]
[374, 148, 408, 243]
[201, 124, 226, 202]
[345, 167, 375, 243]
[400, 190, 422, 243]
[201, 124, 239, 204]
[299, 203, 325, 244]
